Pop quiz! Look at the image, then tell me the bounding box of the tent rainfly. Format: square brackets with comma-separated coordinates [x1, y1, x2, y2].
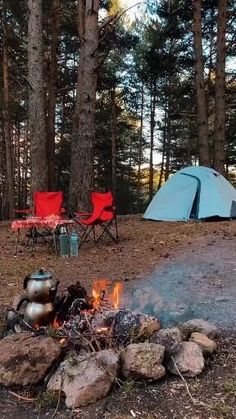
[144, 166, 236, 221]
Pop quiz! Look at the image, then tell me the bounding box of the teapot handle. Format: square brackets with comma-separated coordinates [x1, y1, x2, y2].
[16, 297, 29, 311]
[23, 275, 31, 289]
[49, 280, 60, 295]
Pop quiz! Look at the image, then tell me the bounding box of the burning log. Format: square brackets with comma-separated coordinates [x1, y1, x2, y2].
[8, 276, 161, 352]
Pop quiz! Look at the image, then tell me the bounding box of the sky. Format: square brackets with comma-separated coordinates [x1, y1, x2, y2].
[120, 0, 145, 21]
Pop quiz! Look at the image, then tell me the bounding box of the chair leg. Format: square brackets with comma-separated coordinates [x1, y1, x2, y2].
[15, 228, 20, 255]
[92, 225, 96, 242]
[114, 217, 119, 242]
[53, 230, 57, 254]
[31, 227, 36, 253]
[96, 220, 118, 244]
[78, 226, 92, 248]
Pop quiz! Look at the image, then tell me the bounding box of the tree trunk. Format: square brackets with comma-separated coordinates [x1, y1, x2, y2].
[165, 105, 171, 181]
[193, 0, 210, 166]
[2, 17, 15, 219]
[69, 0, 99, 211]
[111, 88, 117, 197]
[137, 83, 144, 210]
[46, 0, 61, 190]
[28, 0, 48, 192]
[149, 84, 157, 202]
[213, 0, 228, 175]
[158, 109, 167, 190]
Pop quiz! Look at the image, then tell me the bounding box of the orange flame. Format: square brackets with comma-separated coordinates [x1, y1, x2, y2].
[91, 279, 111, 309]
[110, 282, 123, 309]
[91, 279, 123, 310]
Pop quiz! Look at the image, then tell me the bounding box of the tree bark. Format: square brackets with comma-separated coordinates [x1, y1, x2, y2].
[213, 0, 228, 175]
[137, 82, 144, 210]
[149, 87, 157, 202]
[69, 0, 99, 211]
[111, 88, 117, 197]
[46, 0, 61, 190]
[28, 0, 48, 192]
[165, 105, 171, 181]
[2, 16, 15, 219]
[158, 108, 167, 190]
[193, 0, 210, 166]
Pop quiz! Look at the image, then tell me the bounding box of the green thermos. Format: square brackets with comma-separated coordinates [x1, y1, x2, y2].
[59, 226, 69, 257]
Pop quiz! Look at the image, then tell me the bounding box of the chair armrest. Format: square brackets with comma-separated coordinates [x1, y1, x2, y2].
[74, 211, 91, 217]
[14, 208, 32, 214]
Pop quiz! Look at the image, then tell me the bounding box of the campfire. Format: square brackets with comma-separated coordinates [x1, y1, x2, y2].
[2, 270, 219, 411]
[7, 272, 160, 351]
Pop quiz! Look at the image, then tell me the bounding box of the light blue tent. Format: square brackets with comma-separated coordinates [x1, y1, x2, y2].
[144, 166, 236, 221]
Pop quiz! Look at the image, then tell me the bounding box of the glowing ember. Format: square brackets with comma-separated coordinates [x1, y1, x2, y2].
[96, 327, 109, 333]
[33, 324, 40, 330]
[52, 318, 63, 329]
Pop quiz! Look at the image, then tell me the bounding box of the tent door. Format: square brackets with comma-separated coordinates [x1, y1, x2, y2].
[181, 173, 201, 220]
[190, 188, 199, 219]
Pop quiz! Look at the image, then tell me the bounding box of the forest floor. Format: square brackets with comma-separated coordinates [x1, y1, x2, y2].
[0, 216, 235, 418]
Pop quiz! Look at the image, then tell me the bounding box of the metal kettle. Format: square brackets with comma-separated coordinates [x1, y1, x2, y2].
[24, 301, 55, 326]
[23, 269, 59, 303]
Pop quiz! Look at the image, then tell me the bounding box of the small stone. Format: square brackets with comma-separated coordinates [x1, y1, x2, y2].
[120, 342, 165, 381]
[138, 318, 161, 338]
[190, 332, 217, 355]
[48, 349, 119, 408]
[167, 342, 204, 377]
[150, 327, 183, 355]
[0, 332, 61, 386]
[179, 319, 219, 340]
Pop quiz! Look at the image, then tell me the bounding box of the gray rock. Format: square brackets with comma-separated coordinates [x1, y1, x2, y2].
[167, 341, 204, 377]
[120, 342, 165, 381]
[95, 309, 161, 345]
[150, 327, 183, 355]
[0, 332, 61, 386]
[190, 332, 217, 355]
[48, 349, 119, 408]
[179, 319, 219, 340]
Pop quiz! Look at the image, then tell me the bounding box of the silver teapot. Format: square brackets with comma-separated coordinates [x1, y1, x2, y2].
[17, 269, 60, 326]
[24, 301, 55, 326]
[23, 269, 59, 303]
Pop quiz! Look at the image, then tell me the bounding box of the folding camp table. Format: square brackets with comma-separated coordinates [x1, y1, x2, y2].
[11, 217, 75, 254]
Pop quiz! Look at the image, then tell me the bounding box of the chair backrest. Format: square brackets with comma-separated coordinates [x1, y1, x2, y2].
[90, 191, 113, 209]
[34, 191, 63, 218]
[88, 191, 115, 223]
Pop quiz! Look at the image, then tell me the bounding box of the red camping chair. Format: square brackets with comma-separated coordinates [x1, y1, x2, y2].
[34, 191, 63, 218]
[27, 191, 64, 251]
[14, 191, 65, 218]
[74, 191, 118, 247]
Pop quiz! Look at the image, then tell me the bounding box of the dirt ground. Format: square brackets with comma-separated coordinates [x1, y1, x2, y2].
[0, 216, 235, 418]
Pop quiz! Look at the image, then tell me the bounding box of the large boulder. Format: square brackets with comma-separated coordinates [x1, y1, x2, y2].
[120, 342, 165, 381]
[150, 327, 183, 355]
[190, 332, 217, 355]
[0, 332, 61, 386]
[48, 349, 119, 408]
[167, 342, 204, 378]
[179, 319, 219, 340]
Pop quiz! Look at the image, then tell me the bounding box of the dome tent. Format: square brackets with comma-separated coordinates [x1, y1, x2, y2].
[144, 166, 236, 221]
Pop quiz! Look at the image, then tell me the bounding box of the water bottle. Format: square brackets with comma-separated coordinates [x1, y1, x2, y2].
[70, 230, 79, 257]
[59, 226, 69, 257]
